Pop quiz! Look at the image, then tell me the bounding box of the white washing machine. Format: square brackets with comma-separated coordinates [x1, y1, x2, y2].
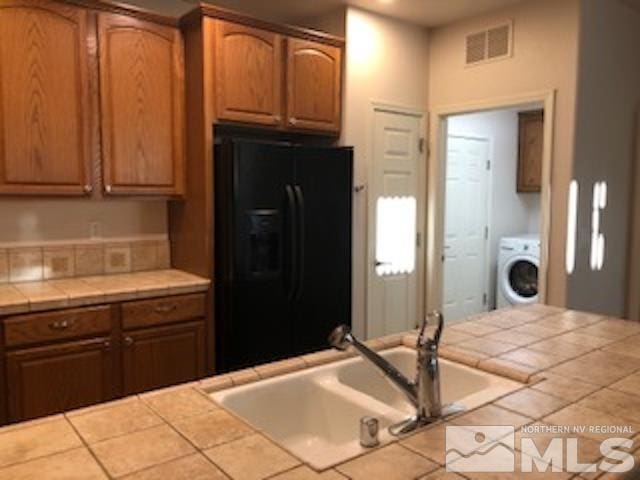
[497, 234, 540, 308]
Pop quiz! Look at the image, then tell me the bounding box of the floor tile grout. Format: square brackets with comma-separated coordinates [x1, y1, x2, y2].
[0, 445, 92, 475]
[65, 417, 115, 480]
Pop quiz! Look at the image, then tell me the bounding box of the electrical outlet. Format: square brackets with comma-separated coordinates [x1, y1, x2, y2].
[89, 222, 102, 240]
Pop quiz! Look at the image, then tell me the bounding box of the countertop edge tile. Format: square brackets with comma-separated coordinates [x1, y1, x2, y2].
[0, 270, 211, 315]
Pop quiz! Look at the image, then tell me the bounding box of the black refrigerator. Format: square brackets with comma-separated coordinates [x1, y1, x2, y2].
[214, 139, 353, 373]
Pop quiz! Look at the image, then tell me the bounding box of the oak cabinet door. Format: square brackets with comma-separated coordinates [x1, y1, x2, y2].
[214, 20, 284, 126]
[517, 110, 544, 193]
[98, 14, 185, 196]
[6, 337, 116, 422]
[286, 38, 342, 133]
[0, 1, 92, 195]
[122, 321, 205, 395]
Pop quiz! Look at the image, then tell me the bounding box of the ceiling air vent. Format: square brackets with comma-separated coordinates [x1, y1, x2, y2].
[465, 20, 513, 66]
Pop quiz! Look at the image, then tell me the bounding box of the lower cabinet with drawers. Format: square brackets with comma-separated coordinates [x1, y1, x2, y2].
[1, 293, 207, 423]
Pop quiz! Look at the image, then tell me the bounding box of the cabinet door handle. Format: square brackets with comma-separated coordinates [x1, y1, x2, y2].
[154, 305, 177, 314]
[84, 184, 93, 194]
[49, 320, 71, 330]
[103, 340, 111, 350]
[124, 336, 134, 347]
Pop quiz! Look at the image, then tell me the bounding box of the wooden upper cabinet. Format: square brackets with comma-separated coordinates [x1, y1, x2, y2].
[213, 20, 284, 126]
[98, 13, 185, 196]
[0, 1, 92, 195]
[286, 38, 342, 133]
[517, 110, 544, 193]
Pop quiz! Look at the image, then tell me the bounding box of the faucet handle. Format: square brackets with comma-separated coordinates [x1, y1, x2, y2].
[417, 311, 444, 348]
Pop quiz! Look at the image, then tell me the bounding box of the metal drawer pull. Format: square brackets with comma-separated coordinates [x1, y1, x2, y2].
[154, 305, 177, 314]
[49, 320, 72, 330]
[124, 336, 134, 347]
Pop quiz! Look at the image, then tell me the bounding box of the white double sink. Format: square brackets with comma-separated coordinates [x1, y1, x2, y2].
[211, 347, 521, 470]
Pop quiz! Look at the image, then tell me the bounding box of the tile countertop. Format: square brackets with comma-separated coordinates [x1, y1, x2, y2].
[2, 304, 640, 479]
[0, 269, 210, 316]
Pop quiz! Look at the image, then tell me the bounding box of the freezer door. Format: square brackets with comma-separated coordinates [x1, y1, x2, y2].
[215, 141, 296, 372]
[292, 147, 353, 354]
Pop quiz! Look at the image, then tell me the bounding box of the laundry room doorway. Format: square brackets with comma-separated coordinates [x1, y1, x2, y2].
[436, 94, 553, 322]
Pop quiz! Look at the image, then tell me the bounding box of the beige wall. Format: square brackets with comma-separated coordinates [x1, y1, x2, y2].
[343, 7, 429, 337]
[0, 200, 168, 245]
[568, 0, 640, 316]
[427, 0, 581, 308]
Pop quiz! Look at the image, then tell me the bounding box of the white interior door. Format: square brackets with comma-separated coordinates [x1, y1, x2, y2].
[443, 135, 491, 321]
[368, 109, 422, 338]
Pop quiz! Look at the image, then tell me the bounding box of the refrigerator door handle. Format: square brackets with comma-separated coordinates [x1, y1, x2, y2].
[285, 184, 298, 301]
[294, 185, 306, 301]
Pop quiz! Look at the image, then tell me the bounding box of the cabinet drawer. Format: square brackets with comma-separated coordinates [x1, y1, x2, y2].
[121, 294, 206, 330]
[4, 306, 112, 348]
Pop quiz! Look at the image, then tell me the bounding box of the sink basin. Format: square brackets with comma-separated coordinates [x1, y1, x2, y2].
[211, 346, 521, 470]
[336, 347, 520, 415]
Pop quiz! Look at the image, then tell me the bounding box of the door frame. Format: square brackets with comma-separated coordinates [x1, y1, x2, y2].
[443, 134, 493, 319]
[626, 108, 640, 320]
[366, 101, 427, 338]
[426, 90, 556, 315]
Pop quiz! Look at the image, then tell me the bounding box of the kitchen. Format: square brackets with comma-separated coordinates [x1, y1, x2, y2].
[1, 0, 640, 478]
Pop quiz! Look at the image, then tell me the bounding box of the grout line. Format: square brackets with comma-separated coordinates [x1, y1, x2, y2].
[138, 387, 219, 424]
[261, 463, 302, 479]
[197, 454, 233, 479]
[77, 420, 172, 449]
[0, 445, 86, 474]
[64, 418, 114, 480]
[494, 400, 567, 423]
[201, 460, 236, 480]
[81, 419, 201, 478]
[115, 452, 200, 479]
[159, 405, 256, 460]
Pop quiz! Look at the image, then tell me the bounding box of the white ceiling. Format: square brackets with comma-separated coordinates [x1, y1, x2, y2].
[347, 0, 526, 27]
[126, 0, 526, 28]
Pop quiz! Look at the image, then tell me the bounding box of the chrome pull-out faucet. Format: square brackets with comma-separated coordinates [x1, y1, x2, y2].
[329, 311, 463, 436]
[416, 310, 444, 420]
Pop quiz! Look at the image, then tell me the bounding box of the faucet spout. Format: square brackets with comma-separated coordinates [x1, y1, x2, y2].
[329, 325, 418, 407]
[329, 312, 461, 436]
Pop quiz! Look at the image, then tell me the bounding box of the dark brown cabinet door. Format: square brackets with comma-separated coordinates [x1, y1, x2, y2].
[517, 110, 544, 192]
[0, 1, 92, 195]
[214, 20, 284, 127]
[286, 38, 342, 133]
[98, 13, 185, 196]
[6, 337, 116, 422]
[123, 321, 205, 395]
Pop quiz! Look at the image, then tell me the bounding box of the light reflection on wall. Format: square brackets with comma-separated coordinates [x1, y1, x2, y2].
[347, 13, 381, 72]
